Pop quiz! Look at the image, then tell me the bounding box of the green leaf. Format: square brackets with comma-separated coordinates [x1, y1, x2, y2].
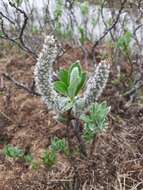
[54, 0, 63, 19]
[0, 31, 4, 37]
[4, 145, 24, 158]
[51, 137, 69, 155]
[81, 102, 110, 142]
[68, 60, 81, 80]
[116, 31, 132, 51]
[24, 154, 33, 164]
[68, 76, 81, 98]
[80, 114, 91, 123]
[42, 150, 57, 167]
[75, 72, 86, 95]
[69, 66, 80, 84]
[54, 61, 86, 99]
[80, 1, 89, 16]
[68, 68, 80, 97]
[54, 81, 68, 96]
[83, 123, 95, 142]
[58, 69, 69, 85]
[68, 61, 83, 98]
[31, 161, 39, 170]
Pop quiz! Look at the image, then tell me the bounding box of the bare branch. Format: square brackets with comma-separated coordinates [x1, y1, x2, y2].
[0, 1, 38, 58]
[100, 0, 115, 42]
[3, 73, 40, 96]
[92, 0, 127, 64]
[0, 11, 15, 24]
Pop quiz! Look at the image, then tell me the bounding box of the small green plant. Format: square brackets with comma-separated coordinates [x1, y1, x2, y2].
[116, 31, 132, 53]
[51, 137, 69, 155]
[54, 0, 63, 19]
[4, 144, 24, 159]
[115, 30, 133, 76]
[24, 154, 38, 169]
[24, 154, 33, 163]
[80, 102, 110, 142]
[0, 31, 4, 38]
[54, 60, 86, 108]
[80, 1, 89, 16]
[42, 150, 57, 167]
[42, 137, 69, 167]
[3, 145, 38, 169]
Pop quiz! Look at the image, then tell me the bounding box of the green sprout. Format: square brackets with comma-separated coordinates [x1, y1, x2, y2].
[116, 31, 132, 55]
[24, 154, 33, 164]
[54, 60, 86, 100]
[80, 102, 110, 142]
[42, 150, 57, 167]
[80, 1, 89, 16]
[51, 137, 69, 155]
[24, 154, 38, 170]
[3, 144, 24, 159]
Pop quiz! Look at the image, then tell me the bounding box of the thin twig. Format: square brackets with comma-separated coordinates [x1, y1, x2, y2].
[92, 0, 127, 64]
[0, 11, 15, 24]
[0, 1, 37, 58]
[100, 0, 115, 42]
[2, 73, 40, 96]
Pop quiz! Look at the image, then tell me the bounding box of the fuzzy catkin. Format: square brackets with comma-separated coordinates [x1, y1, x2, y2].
[72, 62, 110, 115]
[34, 35, 110, 116]
[84, 61, 110, 106]
[34, 35, 69, 113]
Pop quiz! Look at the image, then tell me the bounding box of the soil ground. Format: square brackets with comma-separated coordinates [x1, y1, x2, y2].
[0, 43, 143, 190]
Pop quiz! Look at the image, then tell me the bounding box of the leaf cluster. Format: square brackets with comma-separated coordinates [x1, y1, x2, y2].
[3, 144, 37, 169]
[51, 137, 69, 155]
[80, 102, 110, 142]
[4, 144, 24, 158]
[54, 0, 63, 19]
[54, 61, 86, 100]
[80, 1, 89, 16]
[42, 137, 69, 167]
[116, 31, 132, 52]
[42, 150, 57, 167]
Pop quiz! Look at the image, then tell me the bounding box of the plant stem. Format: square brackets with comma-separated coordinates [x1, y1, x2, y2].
[90, 134, 98, 156]
[65, 110, 87, 157]
[66, 109, 74, 155]
[70, 119, 87, 157]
